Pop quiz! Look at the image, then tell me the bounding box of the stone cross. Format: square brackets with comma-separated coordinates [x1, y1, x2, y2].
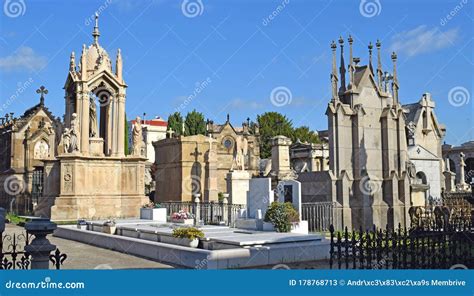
[166, 128, 174, 138]
[36, 86, 48, 105]
[190, 146, 202, 162]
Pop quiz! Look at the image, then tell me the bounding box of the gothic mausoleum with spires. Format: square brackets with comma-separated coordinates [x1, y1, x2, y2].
[297, 36, 449, 230]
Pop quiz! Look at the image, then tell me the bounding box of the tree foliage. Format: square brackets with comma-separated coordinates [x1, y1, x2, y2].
[255, 112, 320, 158]
[256, 112, 293, 158]
[184, 109, 206, 136]
[292, 126, 320, 144]
[167, 112, 184, 136]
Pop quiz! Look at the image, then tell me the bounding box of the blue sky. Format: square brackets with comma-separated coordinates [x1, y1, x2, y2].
[0, 0, 472, 145]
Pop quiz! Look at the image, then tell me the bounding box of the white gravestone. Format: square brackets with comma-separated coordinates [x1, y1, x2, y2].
[277, 180, 302, 215]
[247, 178, 274, 219]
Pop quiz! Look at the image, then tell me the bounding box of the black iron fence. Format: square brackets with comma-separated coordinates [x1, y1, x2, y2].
[329, 221, 474, 269]
[160, 201, 244, 227]
[1, 230, 67, 270]
[301, 202, 334, 232]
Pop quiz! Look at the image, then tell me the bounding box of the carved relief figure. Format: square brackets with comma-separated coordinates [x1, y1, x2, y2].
[34, 140, 49, 159]
[132, 116, 143, 156]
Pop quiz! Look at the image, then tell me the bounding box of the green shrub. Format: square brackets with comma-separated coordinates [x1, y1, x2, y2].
[264, 202, 300, 232]
[5, 213, 27, 226]
[172, 227, 204, 240]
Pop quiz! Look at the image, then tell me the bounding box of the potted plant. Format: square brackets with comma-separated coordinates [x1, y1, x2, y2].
[171, 210, 194, 225]
[161, 227, 204, 248]
[77, 219, 88, 230]
[264, 202, 300, 233]
[140, 202, 167, 222]
[102, 219, 116, 234]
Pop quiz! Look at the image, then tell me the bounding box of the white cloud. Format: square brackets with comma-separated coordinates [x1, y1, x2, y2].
[0, 46, 47, 72]
[388, 25, 458, 57]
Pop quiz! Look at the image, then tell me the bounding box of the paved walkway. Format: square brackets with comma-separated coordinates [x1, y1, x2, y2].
[4, 224, 175, 270]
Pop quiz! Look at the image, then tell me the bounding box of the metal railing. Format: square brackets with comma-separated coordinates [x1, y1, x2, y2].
[301, 202, 334, 232]
[159, 201, 244, 227]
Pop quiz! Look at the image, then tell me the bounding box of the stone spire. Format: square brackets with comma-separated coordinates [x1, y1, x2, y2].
[338, 36, 346, 94]
[348, 35, 354, 89]
[69, 51, 76, 72]
[376, 39, 383, 90]
[80, 44, 87, 79]
[116, 48, 123, 82]
[330, 40, 338, 100]
[92, 12, 100, 45]
[368, 42, 373, 73]
[391, 51, 399, 106]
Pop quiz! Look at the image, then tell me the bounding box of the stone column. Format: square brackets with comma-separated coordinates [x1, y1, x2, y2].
[24, 218, 57, 269]
[221, 196, 228, 225]
[270, 135, 292, 179]
[116, 93, 125, 157]
[78, 89, 90, 155]
[193, 195, 201, 225]
[459, 152, 466, 186]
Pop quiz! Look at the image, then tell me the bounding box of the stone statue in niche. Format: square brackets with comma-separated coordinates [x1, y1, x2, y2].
[69, 113, 80, 152]
[89, 94, 98, 138]
[132, 116, 143, 156]
[34, 140, 49, 159]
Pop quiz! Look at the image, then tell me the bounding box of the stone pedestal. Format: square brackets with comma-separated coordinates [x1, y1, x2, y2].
[226, 170, 250, 205]
[443, 171, 456, 192]
[89, 138, 105, 157]
[40, 154, 149, 220]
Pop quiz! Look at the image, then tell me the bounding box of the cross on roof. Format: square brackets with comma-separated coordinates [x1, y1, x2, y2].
[36, 86, 48, 105]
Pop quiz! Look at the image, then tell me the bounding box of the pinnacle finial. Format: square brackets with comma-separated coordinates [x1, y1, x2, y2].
[92, 12, 100, 44]
[391, 51, 397, 61]
[338, 36, 344, 45]
[331, 40, 337, 50]
[376, 39, 381, 48]
[348, 35, 353, 44]
[36, 86, 48, 106]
